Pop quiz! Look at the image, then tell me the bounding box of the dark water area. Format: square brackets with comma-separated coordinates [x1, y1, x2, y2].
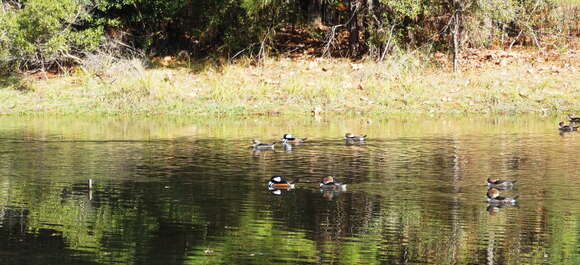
[0, 116, 578, 265]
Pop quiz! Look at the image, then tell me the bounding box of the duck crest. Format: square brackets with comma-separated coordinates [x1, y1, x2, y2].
[282, 133, 307, 143]
[272, 176, 282, 183]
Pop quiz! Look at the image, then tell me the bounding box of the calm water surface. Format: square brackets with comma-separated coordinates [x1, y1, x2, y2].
[0, 116, 578, 265]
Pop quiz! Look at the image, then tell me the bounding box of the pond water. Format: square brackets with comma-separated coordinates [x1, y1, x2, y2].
[0, 116, 578, 265]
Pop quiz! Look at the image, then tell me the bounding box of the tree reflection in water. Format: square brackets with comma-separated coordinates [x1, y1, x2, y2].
[0, 116, 578, 265]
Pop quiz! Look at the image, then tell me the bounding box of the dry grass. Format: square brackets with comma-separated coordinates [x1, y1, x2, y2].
[0, 48, 578, 116]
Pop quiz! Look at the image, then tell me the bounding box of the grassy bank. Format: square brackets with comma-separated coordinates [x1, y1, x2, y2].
[0, 48, 578, 116]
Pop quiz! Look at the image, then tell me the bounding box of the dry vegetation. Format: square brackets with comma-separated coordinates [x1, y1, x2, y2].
[1, 44, 578, 116]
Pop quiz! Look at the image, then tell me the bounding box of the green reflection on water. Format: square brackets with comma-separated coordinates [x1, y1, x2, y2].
[0, 115, 578, 265]
[0, 114, 571, 139]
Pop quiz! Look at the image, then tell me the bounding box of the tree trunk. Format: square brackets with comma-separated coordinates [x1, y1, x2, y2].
[452, 0, 462, 73]
[348, 0, 360, 56]
[307, 0, 322, 25]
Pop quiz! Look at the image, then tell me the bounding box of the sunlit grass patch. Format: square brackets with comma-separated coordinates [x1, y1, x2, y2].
[0, 49, 578, 116]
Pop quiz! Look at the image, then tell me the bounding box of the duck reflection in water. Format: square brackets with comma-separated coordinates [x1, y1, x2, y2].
[267, 176, 297, 195]
[280, 139, 293, 152]
[320, 176, 347, 200]
[486, 204, 518, 215]
[252, 149, 277, 157]
[321, 190, 341, 200]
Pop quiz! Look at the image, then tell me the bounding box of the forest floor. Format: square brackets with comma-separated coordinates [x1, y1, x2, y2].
[0, 44, 578, 117]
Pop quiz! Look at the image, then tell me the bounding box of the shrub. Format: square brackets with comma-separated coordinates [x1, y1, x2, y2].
[0, 0, 103, 72]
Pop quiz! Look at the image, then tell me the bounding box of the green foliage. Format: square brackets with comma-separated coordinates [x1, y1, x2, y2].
[380, 0, 426, 20]
[1, 0, 577, 72]
[93, 0, 189, 31]
[476, 0, 519, 21]
[0, 8, 17, 70]
[0, 0, 103, 71]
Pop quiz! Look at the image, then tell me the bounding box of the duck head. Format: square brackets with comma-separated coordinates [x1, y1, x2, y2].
[322, 176, 335, 185]
[487, 188, 500, 199]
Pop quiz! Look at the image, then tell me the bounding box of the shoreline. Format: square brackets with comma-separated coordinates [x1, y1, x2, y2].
[1, 50, 578, 117]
